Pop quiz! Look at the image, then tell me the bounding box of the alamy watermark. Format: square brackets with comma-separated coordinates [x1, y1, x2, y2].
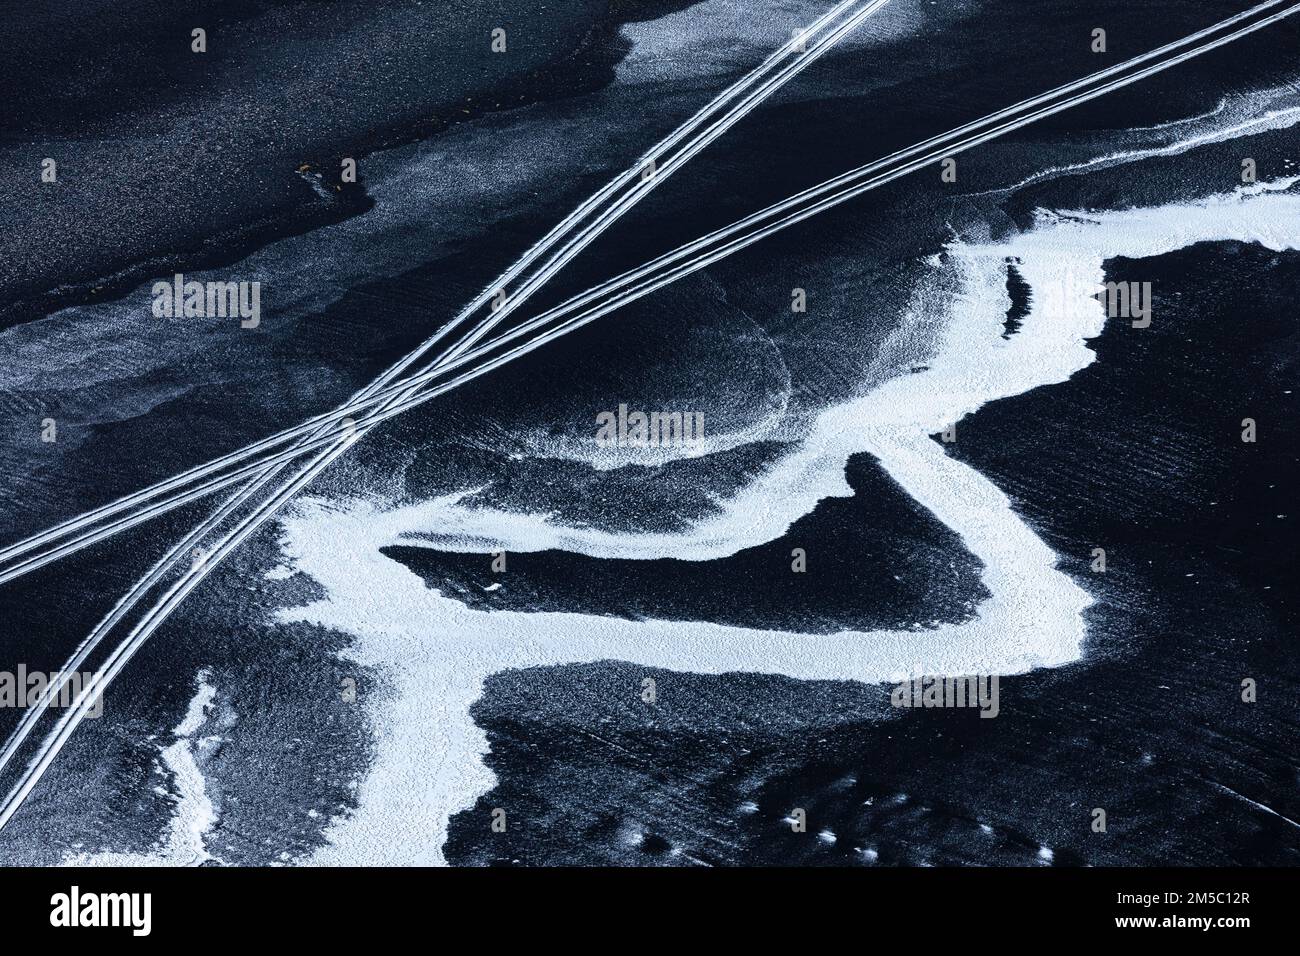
[890, 672, 999, 718]
[0, 667, 104, 718]
[152, 273, 261, 328]
[595, 403, 705, 454]
[50, 886, 150, 936]
[1038, 267, 1152, 328]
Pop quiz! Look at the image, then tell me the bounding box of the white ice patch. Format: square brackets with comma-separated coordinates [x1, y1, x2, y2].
[64, 672, 221, 867]
[984, 84, 1300, 195]
[617, 0, 929, 86]
[277, 179, 1300, 866]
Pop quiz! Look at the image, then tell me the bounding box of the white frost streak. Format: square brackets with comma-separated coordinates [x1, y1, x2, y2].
[990, 85, 1300, 195]
[278, 181, 1300, 866]
[65, 672, 220, 867]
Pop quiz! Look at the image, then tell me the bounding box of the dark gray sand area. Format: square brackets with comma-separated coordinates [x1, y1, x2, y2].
[0, 0, 701, 326]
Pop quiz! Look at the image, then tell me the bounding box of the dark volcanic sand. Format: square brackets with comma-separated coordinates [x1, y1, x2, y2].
[3, 0, 1298, 867]
[440, 242, 1299, 866]
[383, 449, 990, 633]
[0, 0, 701, 327]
